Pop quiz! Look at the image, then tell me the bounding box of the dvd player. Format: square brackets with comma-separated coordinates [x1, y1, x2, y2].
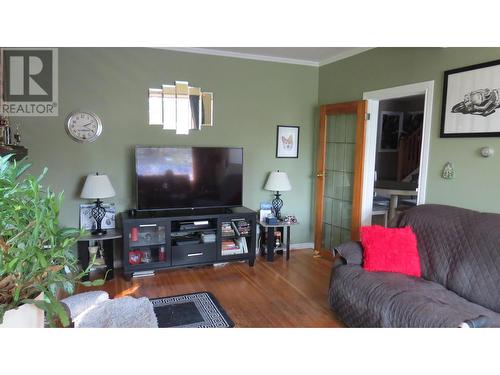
[179, 220, 210, 230]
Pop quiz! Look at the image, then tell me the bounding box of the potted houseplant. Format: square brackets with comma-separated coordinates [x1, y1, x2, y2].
[0, 155, 102, 327]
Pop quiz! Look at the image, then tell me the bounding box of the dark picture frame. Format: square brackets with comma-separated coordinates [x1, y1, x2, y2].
[441, 59, 500, 138]
[276, 125, 300, 158]
[378, 111, 403, 151]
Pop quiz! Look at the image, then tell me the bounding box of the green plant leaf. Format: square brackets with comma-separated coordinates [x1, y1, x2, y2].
[36, 167, 48, 183]
[80, 279, 106, 287]
[15, 163, 31, 178]
[43, 288, 70, 327]
[36, 251, 48, 268]
[0, 157, 91, 325]
[7, 257, 19, 270]
[13, 287, 21, 303]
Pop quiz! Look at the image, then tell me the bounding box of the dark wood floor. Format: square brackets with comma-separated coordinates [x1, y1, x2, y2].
[78, 249, 343, 327]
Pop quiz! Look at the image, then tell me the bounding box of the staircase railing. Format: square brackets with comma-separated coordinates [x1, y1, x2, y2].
[397, 126, 422, 181]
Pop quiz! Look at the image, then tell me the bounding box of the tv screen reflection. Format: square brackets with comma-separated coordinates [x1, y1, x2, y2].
[136, 147, 243, 210]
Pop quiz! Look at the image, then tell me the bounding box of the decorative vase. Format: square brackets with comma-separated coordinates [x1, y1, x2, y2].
[0, 293, 45, 328]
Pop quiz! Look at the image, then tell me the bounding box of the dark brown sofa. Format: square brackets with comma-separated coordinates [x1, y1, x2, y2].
[329, 204, 500, 327]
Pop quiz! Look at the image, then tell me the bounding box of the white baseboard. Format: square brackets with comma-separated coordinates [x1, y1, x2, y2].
[290, 242, 314, 250]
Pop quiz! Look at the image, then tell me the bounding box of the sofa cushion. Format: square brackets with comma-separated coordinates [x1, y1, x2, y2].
[329, 264, 500, 327]
[334, 241, 363, 265]
[394, 204, 500, 313]
[361, 225, 421, 277]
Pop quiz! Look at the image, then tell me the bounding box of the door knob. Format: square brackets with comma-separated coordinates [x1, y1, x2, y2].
[316, 173, 325, 177]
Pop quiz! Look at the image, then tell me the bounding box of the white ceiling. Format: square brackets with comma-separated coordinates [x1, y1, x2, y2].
[164, 47, 371, 67]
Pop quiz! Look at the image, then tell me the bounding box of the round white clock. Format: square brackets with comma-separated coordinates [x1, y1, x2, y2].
[65, 111, 103, 143]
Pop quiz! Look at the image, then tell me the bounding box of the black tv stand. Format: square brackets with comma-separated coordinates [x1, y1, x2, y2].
[121, 206, 256, 280]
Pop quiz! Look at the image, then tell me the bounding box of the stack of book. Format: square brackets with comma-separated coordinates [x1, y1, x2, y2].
[235, 220, 250, 235]
[221, 238, 248, 256]
[221, 240, 242, 255]
[221, 222, 235, 237]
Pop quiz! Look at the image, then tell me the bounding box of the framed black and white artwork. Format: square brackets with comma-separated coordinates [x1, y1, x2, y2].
[276, 125, 300, 158]
[441, 59, 500, 138]
[79, 203, 116, 231]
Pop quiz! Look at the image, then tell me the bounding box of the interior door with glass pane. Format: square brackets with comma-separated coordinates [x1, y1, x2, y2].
[314, 101, 367, 256]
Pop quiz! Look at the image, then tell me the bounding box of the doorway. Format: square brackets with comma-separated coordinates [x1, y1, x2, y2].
[362, 81, 434, 226]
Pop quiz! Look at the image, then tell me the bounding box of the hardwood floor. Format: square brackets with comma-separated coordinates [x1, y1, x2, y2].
[78, 249, 343, 327]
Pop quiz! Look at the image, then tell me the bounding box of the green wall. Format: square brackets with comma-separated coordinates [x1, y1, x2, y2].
[18, 47, 500, 247]
[18, 48, 318, 243]
[319, 47, 500, 213]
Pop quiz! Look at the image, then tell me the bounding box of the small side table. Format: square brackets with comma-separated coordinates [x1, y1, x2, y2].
[77, 229, 122, 281]
[258, 221, 299, 261]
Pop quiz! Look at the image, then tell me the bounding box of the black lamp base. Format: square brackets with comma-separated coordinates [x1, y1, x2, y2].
[91, 199, 107, 236]
[272, 191, 284, 220]
[91, 228, 107, 236]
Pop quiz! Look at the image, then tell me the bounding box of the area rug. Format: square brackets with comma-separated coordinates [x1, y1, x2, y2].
[150, 292, 235, 328]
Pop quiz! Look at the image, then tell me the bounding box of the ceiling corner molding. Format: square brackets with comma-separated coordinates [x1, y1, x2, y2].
[159, 48, 320, 67]
[156, 47, 374, 67]
[319, 47, 373, 67]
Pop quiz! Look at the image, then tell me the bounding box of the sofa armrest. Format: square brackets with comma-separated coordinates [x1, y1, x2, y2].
[60, 291, 109, 321]
[459, 315, 491, 328]
[333, 241, 363, 266]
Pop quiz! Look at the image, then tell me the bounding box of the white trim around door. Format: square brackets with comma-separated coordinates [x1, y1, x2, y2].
[361, 80, 435, 226]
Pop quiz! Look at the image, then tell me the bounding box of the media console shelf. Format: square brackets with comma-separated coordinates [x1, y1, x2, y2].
[121, 207, 256, 280]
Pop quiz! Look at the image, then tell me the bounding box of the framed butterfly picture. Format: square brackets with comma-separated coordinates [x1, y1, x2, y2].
[276, 125, 300, 158]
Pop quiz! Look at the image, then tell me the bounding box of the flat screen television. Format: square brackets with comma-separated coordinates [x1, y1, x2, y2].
[135, 146, 243, 211]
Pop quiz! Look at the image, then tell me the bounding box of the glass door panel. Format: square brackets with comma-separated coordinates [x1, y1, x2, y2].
[321, 113, 358, 250]
[128, 224, 166, 247]
[127, 223, 169, 267]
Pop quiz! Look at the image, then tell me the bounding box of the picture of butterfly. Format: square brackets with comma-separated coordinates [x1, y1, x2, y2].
[281, 134, 294, 150]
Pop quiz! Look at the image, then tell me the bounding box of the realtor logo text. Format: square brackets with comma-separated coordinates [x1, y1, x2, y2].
[0, 48, 58, 116]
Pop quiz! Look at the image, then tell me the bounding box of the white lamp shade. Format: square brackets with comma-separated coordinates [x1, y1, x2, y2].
[80, 174, 116, 199]
[264, 171, 292, 192]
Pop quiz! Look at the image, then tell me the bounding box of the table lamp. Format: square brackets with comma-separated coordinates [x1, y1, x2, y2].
[81, 173, 115, 235]
[264, 170, 292, 220]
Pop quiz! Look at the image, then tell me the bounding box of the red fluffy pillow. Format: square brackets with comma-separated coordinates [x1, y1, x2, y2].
[360, 225, 421, 277]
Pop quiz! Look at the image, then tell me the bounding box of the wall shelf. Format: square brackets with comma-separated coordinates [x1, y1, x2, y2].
[0, 145, 28, 161]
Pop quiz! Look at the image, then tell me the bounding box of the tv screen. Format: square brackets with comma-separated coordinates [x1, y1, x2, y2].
[135, 146, 243, 210]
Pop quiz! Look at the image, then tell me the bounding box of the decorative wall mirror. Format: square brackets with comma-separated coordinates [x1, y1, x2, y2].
[148, 81, 213, 135]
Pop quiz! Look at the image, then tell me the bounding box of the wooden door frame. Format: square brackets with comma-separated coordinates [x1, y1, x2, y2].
[313, 100, 367, 257]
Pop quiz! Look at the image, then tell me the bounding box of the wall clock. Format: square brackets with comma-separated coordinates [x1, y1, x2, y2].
[65, 111, 103, 143]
